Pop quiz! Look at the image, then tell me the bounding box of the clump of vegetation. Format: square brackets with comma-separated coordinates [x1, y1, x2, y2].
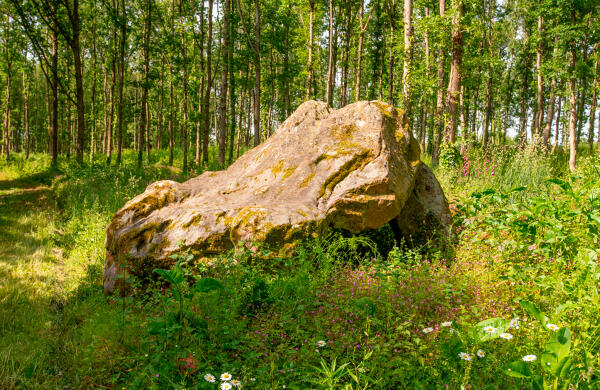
[1, 146, 600, 389]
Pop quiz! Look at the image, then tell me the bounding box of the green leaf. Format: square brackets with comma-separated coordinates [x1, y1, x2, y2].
[531, 374, 544, 390]
[541, 327, 571, 378]
[193, 277, 224, 293]
[470, 317, 510, 343]
[520, 300, 546, 325]
[153, 265, 185, 286]
[503, 360, 531, 378]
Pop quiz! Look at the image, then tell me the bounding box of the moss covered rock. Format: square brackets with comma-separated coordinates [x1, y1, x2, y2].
[103, 100, 450, 294]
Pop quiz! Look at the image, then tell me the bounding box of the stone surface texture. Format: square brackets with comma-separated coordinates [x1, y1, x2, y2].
[104, 100, 450, 294]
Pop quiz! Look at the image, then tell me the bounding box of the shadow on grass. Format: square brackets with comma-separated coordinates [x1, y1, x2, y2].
[0, 168, 61, 192]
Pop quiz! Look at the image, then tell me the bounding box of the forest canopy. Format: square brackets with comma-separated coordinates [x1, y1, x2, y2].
[0, 0, 598, 171]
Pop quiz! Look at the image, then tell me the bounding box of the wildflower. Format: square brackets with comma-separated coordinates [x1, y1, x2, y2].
[499, 333, 513, 340]
[522, 355, 537, 362]
[358, 367, 366, 373]
[458, 352, 472, 361]
[221, 373, 233, 381]
[441, 321, 452, 327]
[483, 326, 496, 333]
[317, 340, 327, 347]
[509, 318, 520, 329]
[221, 383, 233, 390]
[232, 379, 241, 387]
[422, 327, 434, 334]
[546, 323, 559, 331]
[204, 374, 216, 383]
[250, 378, 256, 382]
[477, 349, 485, 358]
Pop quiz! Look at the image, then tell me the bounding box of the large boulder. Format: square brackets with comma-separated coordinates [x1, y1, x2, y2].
[103, 101, 451, 294]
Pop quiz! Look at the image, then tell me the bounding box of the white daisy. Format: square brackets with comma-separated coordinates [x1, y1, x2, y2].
[522, 355, 537, 362]
[204, 373, 216, 382]
[546, 323, 559, 331]
[509, 317, 520, 329]
[221, 383, 233, 390]
[231, 379, 241, 387]
[422, 327, 434, 334]
[441, 321, 452, 327]
[317, 340, 327, 347]
[458, 352, 472, 361]
[483, 326, 496, 333]
[499, 333, 513, 340]
[221, 372, 233, 381]
[477, 349, 485, 358]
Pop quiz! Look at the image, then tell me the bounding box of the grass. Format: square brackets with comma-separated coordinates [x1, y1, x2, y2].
[0, 145, 599, 389]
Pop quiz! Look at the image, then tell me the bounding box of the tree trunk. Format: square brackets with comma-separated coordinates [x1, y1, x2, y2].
[419, 6, 430, 151]
[355, 0, 370, 102]
[432, 0, 446, 165]
[227, 15, 237, 164]
[202, 0, 214, 163]
[195, 0, 204, 165]
[252, 0, 261, 146]
[306, 0, 315, 100]
[106, 52, 116, 164]
[519, 21, 530, 144]
[90, 6, 97, 159]
[445, 0, 464, 144]
[116, 0, 126, 164]
[50, 30, 58, 166]
[218, 0, 231, 166]
[402, 0, 413, 115]
[568, 41, 578, 172]
[553, 95, 561, 152]
[23, 71, 30, 159]
[387, 0, 396, 105]
[138, 0, 151, 169]
[70, 0, 85, 163]
[534, 8, 544, 136]
[169, 63, 174, 165]
[326, 0, 334, 106]
[178, 0, 188, 172]
[592, 51, 599, 152]
[3, 60, 11, 159]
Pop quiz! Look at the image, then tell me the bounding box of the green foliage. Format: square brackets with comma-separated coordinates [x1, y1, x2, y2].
[2, 148, 600, 389]
[439, 143, 463, 169]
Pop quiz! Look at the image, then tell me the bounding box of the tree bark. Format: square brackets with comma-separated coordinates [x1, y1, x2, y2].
[589, 49, 598, 152]
[138, 0, 152, 169]
[445, 0, 464, 144]
[178, 0, 188, 172]
[355, 0, 370, 102]
[534, 8, 544, 136]
[386, 0, 396, 105]
[553, 95, 561, 152]
[326, 0, 334, 106]
[50, 28, 58, 166]
[568, 33, 578, 172]
[3, 55, 11, 160]
[202, 0, 214, 163]
[195, 0, 204, 165]
[23, 71, 30, 159]
[306, 0, 315, 100]
[116, 0, 126, 164]
[432, 0, 446, 165]
[402, 0, 413, 115]
[218, 0, 231, 166]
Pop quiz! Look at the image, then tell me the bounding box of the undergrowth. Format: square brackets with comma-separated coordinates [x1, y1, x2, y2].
[0, 145, 598, 389]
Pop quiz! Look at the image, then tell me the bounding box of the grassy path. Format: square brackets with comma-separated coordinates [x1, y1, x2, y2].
[0, 169, 69, 387]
